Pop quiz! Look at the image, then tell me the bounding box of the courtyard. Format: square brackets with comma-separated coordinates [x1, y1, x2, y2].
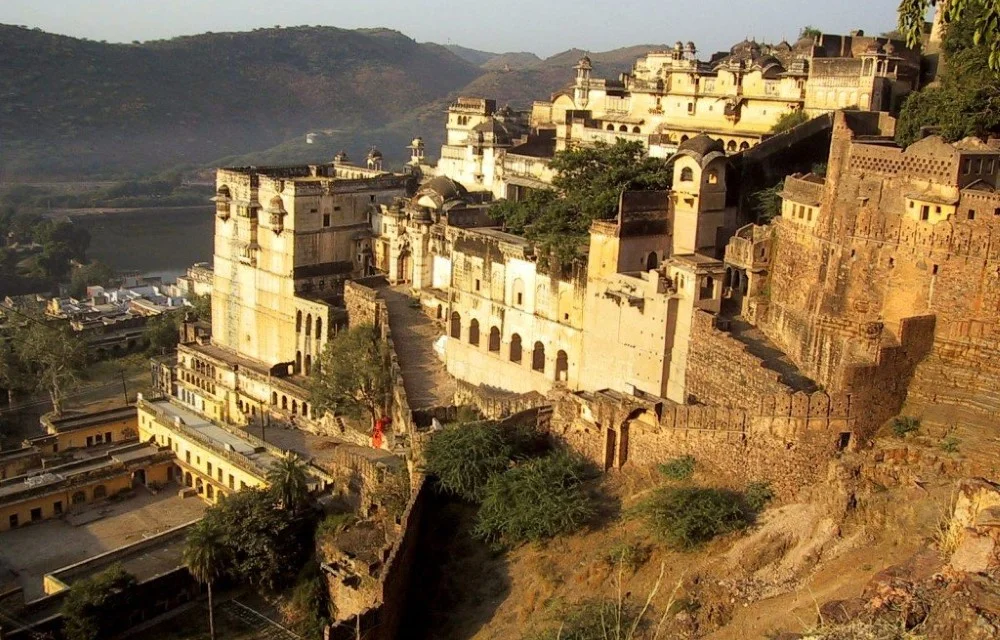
[0, 486, 205, 600]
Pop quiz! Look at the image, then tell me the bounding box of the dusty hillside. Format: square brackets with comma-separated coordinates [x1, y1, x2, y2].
[403, 429, 1000, 639]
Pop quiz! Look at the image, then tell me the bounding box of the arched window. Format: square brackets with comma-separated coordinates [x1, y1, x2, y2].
[206, 484, 214, 500]
[72, 490, 86, 504]
[305, 314, 312, 337]
[556, 350, 569, 381]
[282, 395, 288, 410]
[532, 342, 545, 372]
[489, 326, 501, 352]
[292, 400, 298, 415]
[450, 312, 461, 339]
[436, 304, 443, 320]
[302, 402, 309, 417]
[726, 140, 737, 152]
[272, 391, 278, 405]
[469, 319, 480, 346]
[680, 135, 689, 143]
[304, 354, 312, 376]
[296, 311, 302, 333]
[296, 351, 302, 373]
[315, 318, 322, 338]
[645, 252, 658, 270]
[93, 485, 107, 500]
[680, 167, 694, 182]
[739, 141, 750, 151]
[606, 123, 614, 131]
[510, 334, 522, 363]
[619, 125, 628, 132]
[632, 126, 641, 134]
[707, 170, 719, 185]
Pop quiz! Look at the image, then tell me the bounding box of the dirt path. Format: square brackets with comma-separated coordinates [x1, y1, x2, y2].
[382, 288, 456, 410]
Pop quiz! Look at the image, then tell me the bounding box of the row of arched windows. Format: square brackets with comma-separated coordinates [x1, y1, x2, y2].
[295, 351, 313, 376]
[450, 312, 570, 381]
[605, 124, 642, 134]
[270, 391, 309, 418]
[295, 310, 323, 338]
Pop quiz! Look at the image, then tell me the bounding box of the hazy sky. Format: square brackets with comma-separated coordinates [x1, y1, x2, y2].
[0, 0, 905, 57]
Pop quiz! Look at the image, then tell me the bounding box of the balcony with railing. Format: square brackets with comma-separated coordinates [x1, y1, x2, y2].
[724, 224, 772, 272]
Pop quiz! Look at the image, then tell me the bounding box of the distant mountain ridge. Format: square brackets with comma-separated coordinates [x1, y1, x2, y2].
[0, 24, 665, 178]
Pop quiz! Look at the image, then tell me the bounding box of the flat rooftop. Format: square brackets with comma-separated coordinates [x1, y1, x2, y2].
[145, 398, 282, 471]
[0, 490, 206, 600]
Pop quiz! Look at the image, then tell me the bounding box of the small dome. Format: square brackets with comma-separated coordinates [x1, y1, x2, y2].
[410, 137, 424, 148]
[216, 185, 231, 198]
[413, 176, 468, 210]
[367, 146, 383, 159]
[333, 150, 349, 163]
[674, 41, 683, 50]
[266, 195, 286, 213]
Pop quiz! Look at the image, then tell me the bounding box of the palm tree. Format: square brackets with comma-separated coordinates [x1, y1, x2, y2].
[267, 453, 310, 514]
[183, 520, 226, 640]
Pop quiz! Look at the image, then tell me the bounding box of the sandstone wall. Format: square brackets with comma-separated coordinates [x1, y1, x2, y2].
[684, 310, 795, 410]
[551, 389, 855, 497]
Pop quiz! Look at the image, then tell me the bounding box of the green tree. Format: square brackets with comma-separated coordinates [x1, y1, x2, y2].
[800, 25, 823, 40]
[489, 139, 672, 262]
[69, 261, 114, 298]
[900, 0, 1000, 70]
[309, 324, 391, 430]
[266, 452, 311, 514]
[143, 312, 182, 355]
[201, 487, 301, 589]
[189, 293, 212, 320]
[423, 421, 515, 502]
[896, 2, 1000, 146]
[769, 110, 809, 134]
[17, 320, 87, 415]
[61, 564, 138, 640]
[183, 519, 227, 640]
[473, 452, 596, 546]
[636, 486, 755, 549]
[750, 180, 785, 224]
[34, 242, 74, 280]
[0, 339, 28, 406]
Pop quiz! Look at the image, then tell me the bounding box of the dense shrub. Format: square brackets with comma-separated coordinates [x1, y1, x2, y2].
[658, 455, 696, 481]
[604, 542, 650, 571]
[423, 421, 514, 501]
[745, 481, 775, 512]
[528, 599, 639, 640]
[891, 416, 920, 438]
[637, 487, 754, 549]
[474, 452, 595, 546]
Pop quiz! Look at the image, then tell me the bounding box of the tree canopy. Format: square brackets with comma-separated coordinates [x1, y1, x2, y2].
[14, 318, 88, 414]
[489, 139, 673, 263]
[61, 564, 138, 640]
[309, 324, 391, 428]
[896, 1, 1000, 146]
[266, 453, 311, 514]
[900, 0, 1000, 69]
[770, 110, 809, 134]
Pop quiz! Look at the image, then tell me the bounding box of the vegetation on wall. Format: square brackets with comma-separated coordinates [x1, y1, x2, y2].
[900, 0, 1000, 69]
[769, 110, 809, 134]
[489, 140, 673, 263]
[896, 2, 1000, 147]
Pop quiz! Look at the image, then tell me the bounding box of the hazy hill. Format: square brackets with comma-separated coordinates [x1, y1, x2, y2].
[0, 24, 666, 178]
[0, 25, 480, 177]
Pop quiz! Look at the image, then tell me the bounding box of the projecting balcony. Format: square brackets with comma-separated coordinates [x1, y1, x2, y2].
[724, 224, 771, 272]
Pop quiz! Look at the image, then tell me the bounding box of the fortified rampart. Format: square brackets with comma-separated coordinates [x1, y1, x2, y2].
[550, 386, 855, 496]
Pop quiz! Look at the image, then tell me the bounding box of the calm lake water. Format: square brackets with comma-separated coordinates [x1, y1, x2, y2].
[74, 207, 215, 280]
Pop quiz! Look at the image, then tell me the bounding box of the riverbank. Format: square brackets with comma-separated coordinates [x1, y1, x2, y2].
[42, 205, 210, 220]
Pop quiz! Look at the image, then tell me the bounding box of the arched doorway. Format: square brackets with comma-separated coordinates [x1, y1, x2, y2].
[132, 469, 147, 488]
[645, 252, 658, 270]
[555, 350, 569, 381]
[532, 342, 545, 372]
[510, 334, 522, 363]
[195, 478, 204, 495]
[469, 319, 480, 346]
[450, 312, 461, 339]
[489, 326, 501, 352]
[397, 249, 412, 283]
[206, 484, 214, 500]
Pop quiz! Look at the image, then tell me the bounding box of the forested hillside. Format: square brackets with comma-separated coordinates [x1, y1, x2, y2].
[0, 23, 663, 178]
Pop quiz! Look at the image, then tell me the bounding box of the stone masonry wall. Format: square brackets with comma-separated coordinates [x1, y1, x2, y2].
[685, 310, 795, 410]
[550, 389, 855, 497]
